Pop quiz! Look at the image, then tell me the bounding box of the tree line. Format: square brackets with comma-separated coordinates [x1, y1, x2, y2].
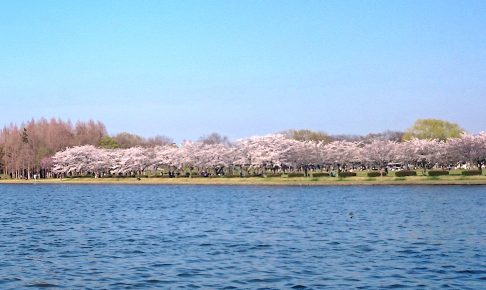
[50, 133, 486, 178]
[0, 119, 106, 178]
[0, 118, 172, 179]
[0, 118, 477, 179]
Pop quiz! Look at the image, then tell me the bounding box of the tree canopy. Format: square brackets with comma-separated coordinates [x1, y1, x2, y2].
[403, 119, 464, 141]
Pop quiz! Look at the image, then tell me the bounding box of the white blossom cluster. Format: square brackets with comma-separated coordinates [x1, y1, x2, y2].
[50, 133, 486, 176]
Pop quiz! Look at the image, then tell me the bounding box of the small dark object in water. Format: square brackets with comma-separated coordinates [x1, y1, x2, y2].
[349, 212, 354, 219]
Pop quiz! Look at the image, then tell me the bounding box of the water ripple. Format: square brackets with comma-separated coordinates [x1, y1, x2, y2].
[0, 184, 485, 289]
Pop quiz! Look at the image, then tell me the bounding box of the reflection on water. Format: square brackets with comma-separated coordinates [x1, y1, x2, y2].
[0, 185, 485, 289]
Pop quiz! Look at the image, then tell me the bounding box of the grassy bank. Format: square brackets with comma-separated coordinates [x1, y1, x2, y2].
[2, 174, 486, 186]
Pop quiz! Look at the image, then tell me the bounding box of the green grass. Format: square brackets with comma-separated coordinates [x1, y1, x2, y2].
[2, 174, 486, 186]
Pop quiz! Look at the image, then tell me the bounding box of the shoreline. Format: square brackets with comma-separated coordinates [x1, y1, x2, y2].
[1, 176, 486, 186]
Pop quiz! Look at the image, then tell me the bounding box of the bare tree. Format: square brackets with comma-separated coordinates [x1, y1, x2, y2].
[0, 119, 107, 178]
[198, 133, 231, 146]
[145, 135, 173, 147]
[112, 132, 145, 148]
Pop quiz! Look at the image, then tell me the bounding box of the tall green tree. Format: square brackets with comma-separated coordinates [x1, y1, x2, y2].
[98, 136, 119, 149]
[403, 119, 464, 141]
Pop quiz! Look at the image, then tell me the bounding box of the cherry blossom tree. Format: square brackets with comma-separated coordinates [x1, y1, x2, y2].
[362, 140, 399, 170]
[396, 138, 442, 171]
[445, 133, 486, 168]
[48, 132, 486, 178]
[321, 141, 362, 171]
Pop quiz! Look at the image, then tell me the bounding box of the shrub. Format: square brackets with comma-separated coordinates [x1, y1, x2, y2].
[462, 170, 482, 176]
[338, 172, 357, 177]
[148, 175, 161, 178]
[395, 170, 417, 177]
[264, 173, 282, 178]
[427, 170, 449, 176]
[312, 172, 329, 177]
[367, 171, 387, 177]
[224, 175, 243, 178]
[287, 173, 306, 178]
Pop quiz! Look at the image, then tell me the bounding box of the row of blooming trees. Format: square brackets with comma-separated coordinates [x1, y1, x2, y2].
[47, 133, 486, 178]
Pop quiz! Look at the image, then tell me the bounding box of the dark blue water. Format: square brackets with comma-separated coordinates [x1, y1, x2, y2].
[0, 185, 485, 289]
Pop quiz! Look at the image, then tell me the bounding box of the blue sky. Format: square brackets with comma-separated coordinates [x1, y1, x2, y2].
[1, 0, 485, 141]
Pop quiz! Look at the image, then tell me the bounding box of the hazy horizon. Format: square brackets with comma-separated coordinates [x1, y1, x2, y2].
[1, 1, 485, 141]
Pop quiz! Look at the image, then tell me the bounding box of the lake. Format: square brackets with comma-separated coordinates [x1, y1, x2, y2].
[0, 185, 485, 289]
